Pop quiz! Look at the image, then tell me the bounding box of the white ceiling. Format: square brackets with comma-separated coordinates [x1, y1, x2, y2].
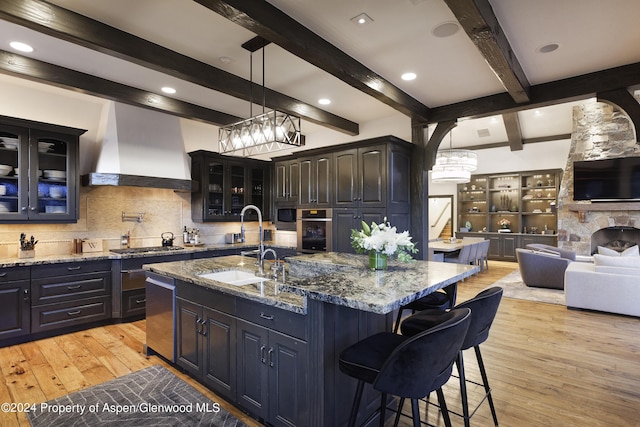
[1, 0, 640, 149]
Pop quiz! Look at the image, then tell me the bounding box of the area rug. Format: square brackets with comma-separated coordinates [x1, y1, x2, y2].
[491, 270, 565, 305]
[27, 365, 249, 427]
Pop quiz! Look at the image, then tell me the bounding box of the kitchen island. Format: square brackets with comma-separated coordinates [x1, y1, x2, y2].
[144, 253, 478, 427]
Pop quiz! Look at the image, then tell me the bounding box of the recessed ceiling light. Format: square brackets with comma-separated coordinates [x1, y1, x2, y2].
[401, 72, 417, 81]
[219, 56, 232, 64]
[10, 41, 33, 53]
[351, 13, 373, 25]
[161, 87, 176, 94]
[534, 110, 542, 116]
[318, 98, 331, 105]
[432, 22, 459, 38]
[538, 43, 559, 54]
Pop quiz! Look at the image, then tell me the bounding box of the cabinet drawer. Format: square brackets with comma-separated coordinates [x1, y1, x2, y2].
[236, 299, 307, 340]
[0, 266, 30, 283]
[32, 260, 111, 278]
[122, 253, 191, 270]
[176, 280, 235, 315]
[122, 288, 146, 318]
[31, 296, 111, 333]
[32, 271, 110, 305]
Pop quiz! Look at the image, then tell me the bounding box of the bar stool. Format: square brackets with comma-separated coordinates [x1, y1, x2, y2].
[339, 308, 471, 427]
[393, 282, 457, 333]
[401, 287, 503, 427]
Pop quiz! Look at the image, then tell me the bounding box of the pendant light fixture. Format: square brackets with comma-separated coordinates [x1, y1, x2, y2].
[219, 39, 302, 156]
[431, 131, 477, 183]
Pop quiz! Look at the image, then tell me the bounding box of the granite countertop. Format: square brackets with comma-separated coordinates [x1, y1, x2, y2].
[284, 252, 479, 314]
[0, 243, 295, 268]
[144, 252, 479, 315]
[144, 255, 306, 314]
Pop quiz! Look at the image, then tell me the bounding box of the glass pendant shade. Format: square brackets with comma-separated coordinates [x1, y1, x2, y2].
[431, 149, 478, 184]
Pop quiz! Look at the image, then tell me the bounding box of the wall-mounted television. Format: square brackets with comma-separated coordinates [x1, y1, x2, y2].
[573, 157, 640, 201]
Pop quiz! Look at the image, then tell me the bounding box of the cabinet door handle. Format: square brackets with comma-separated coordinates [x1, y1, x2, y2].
[0, 272, 6, 277]
[67, 266, 82, 271]
[67, 285, 82, 290]
[260, 345, 267, 364]
[136, 299, 146, 304]
[67, 310, 81, 316]
[259, 312, 274, 321]
[268, 348, 274, 367]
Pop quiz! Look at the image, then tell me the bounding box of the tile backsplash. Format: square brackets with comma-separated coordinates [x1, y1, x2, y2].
[0, 185, 281, 258]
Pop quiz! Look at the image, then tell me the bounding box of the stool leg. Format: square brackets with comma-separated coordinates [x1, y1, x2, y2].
[393, 308, 404, 333]
[456, 352, 470, 427]
[348, 381, 365, 427]
[379, 393, 387, 427]
[393, 397, 405, 427]
[410, 398, 421, 427]
[475, 346, 499, 426]
[436, 388, 453, 427]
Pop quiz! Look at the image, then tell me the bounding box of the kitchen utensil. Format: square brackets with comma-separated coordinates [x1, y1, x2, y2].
[161, 232, 175, 247]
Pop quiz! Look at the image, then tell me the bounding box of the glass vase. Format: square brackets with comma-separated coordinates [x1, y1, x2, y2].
[369, 251, 388, 270]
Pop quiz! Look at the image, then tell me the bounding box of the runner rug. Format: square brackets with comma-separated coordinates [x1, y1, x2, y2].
[27, 365, 249, 427]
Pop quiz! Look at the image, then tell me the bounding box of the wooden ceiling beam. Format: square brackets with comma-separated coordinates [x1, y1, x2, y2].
[195, 0, 431, 121]
[597, 89, 640, 141]
[0, 0, 358, 135]
[0, 50, 242, 126]
[444, 0, 530, 103]
[427, 62, 640, 124]
[502, 112, 523, 151]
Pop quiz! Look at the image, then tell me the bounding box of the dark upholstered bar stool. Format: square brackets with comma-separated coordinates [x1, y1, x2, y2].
[339, 308, 472, 427]
[401, 287, 503, 427]
[393, 282, 457, 333]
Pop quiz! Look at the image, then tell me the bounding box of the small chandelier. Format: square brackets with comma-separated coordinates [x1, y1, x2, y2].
[219, 43, 302, 156]
[431, 131, 477, 184]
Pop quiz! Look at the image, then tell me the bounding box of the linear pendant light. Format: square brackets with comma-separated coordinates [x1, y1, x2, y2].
[431, 131, 477, 184]
[219, 43, 302, 156]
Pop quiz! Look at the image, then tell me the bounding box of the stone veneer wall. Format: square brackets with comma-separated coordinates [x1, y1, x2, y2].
[557, 101, 640, 255]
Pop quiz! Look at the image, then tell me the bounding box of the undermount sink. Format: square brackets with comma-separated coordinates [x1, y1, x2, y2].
[198, 269, 268, 286]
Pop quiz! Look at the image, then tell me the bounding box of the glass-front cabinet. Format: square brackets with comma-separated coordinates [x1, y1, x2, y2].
[189, 151, 269, 222]
[0, 117, 84, 223]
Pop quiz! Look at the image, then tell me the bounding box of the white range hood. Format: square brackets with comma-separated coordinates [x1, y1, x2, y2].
[83, 102, 194, 190]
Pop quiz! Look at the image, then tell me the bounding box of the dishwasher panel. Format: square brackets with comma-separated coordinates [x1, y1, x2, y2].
[145, 273, 176, 362]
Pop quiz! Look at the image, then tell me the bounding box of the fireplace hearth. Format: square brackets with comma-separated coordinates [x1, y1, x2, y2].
[590, 226, 640, 255]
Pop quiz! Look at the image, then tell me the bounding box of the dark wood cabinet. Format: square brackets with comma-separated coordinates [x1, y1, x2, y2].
[333, 208, 386, 254]
[0, 267, 30, 340]
[334, 145, 386, 207]
[176, 282, 308, 427]
[190, 150, 269, 222]
[274, 159, 299, 205]
[236, 319, 308, 427]
[298, 154, 332, 208]
[176, 297, 237, 402]
[0, 115, 85, 223]
[30, 260, 111, 333]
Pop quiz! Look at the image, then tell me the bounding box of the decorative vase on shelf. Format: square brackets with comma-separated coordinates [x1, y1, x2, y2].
[368, 251, 388, 270]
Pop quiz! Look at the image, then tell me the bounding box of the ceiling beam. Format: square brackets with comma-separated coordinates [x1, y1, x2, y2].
[194, 0, 431, 122]
[427, 62, 640, 124]
[502, 112, 523, 151]
[0, 50, 242, 125]
[597, 89, 640, 141]
[0, 0, 358, 135]
[443, 0, 530, 103]
[425, 120, 457, 170]
[456, 133, 572, 150]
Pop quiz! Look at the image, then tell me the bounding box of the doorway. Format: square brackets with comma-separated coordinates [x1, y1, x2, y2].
[428, 195, 453, 240]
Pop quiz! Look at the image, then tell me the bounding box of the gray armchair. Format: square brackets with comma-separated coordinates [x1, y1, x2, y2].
[515, 248, 573, 290]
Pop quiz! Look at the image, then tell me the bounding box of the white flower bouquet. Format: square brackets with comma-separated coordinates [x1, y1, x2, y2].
[350, 218, 418, 262]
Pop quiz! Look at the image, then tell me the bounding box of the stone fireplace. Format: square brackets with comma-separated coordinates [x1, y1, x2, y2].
[557, 101, 640, 255]
[590, 226, 640, 254]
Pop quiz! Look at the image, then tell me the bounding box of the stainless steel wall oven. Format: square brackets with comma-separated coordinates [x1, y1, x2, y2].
[297, 208, 332, 253]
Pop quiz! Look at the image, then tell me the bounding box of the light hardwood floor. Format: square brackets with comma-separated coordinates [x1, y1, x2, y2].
[1, 261, 639, 426]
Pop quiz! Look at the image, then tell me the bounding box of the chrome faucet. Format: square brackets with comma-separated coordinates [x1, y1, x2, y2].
[240, 204, 266, 274]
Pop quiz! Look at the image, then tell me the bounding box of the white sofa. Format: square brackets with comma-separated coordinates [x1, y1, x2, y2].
[564, 254, 640, 317]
